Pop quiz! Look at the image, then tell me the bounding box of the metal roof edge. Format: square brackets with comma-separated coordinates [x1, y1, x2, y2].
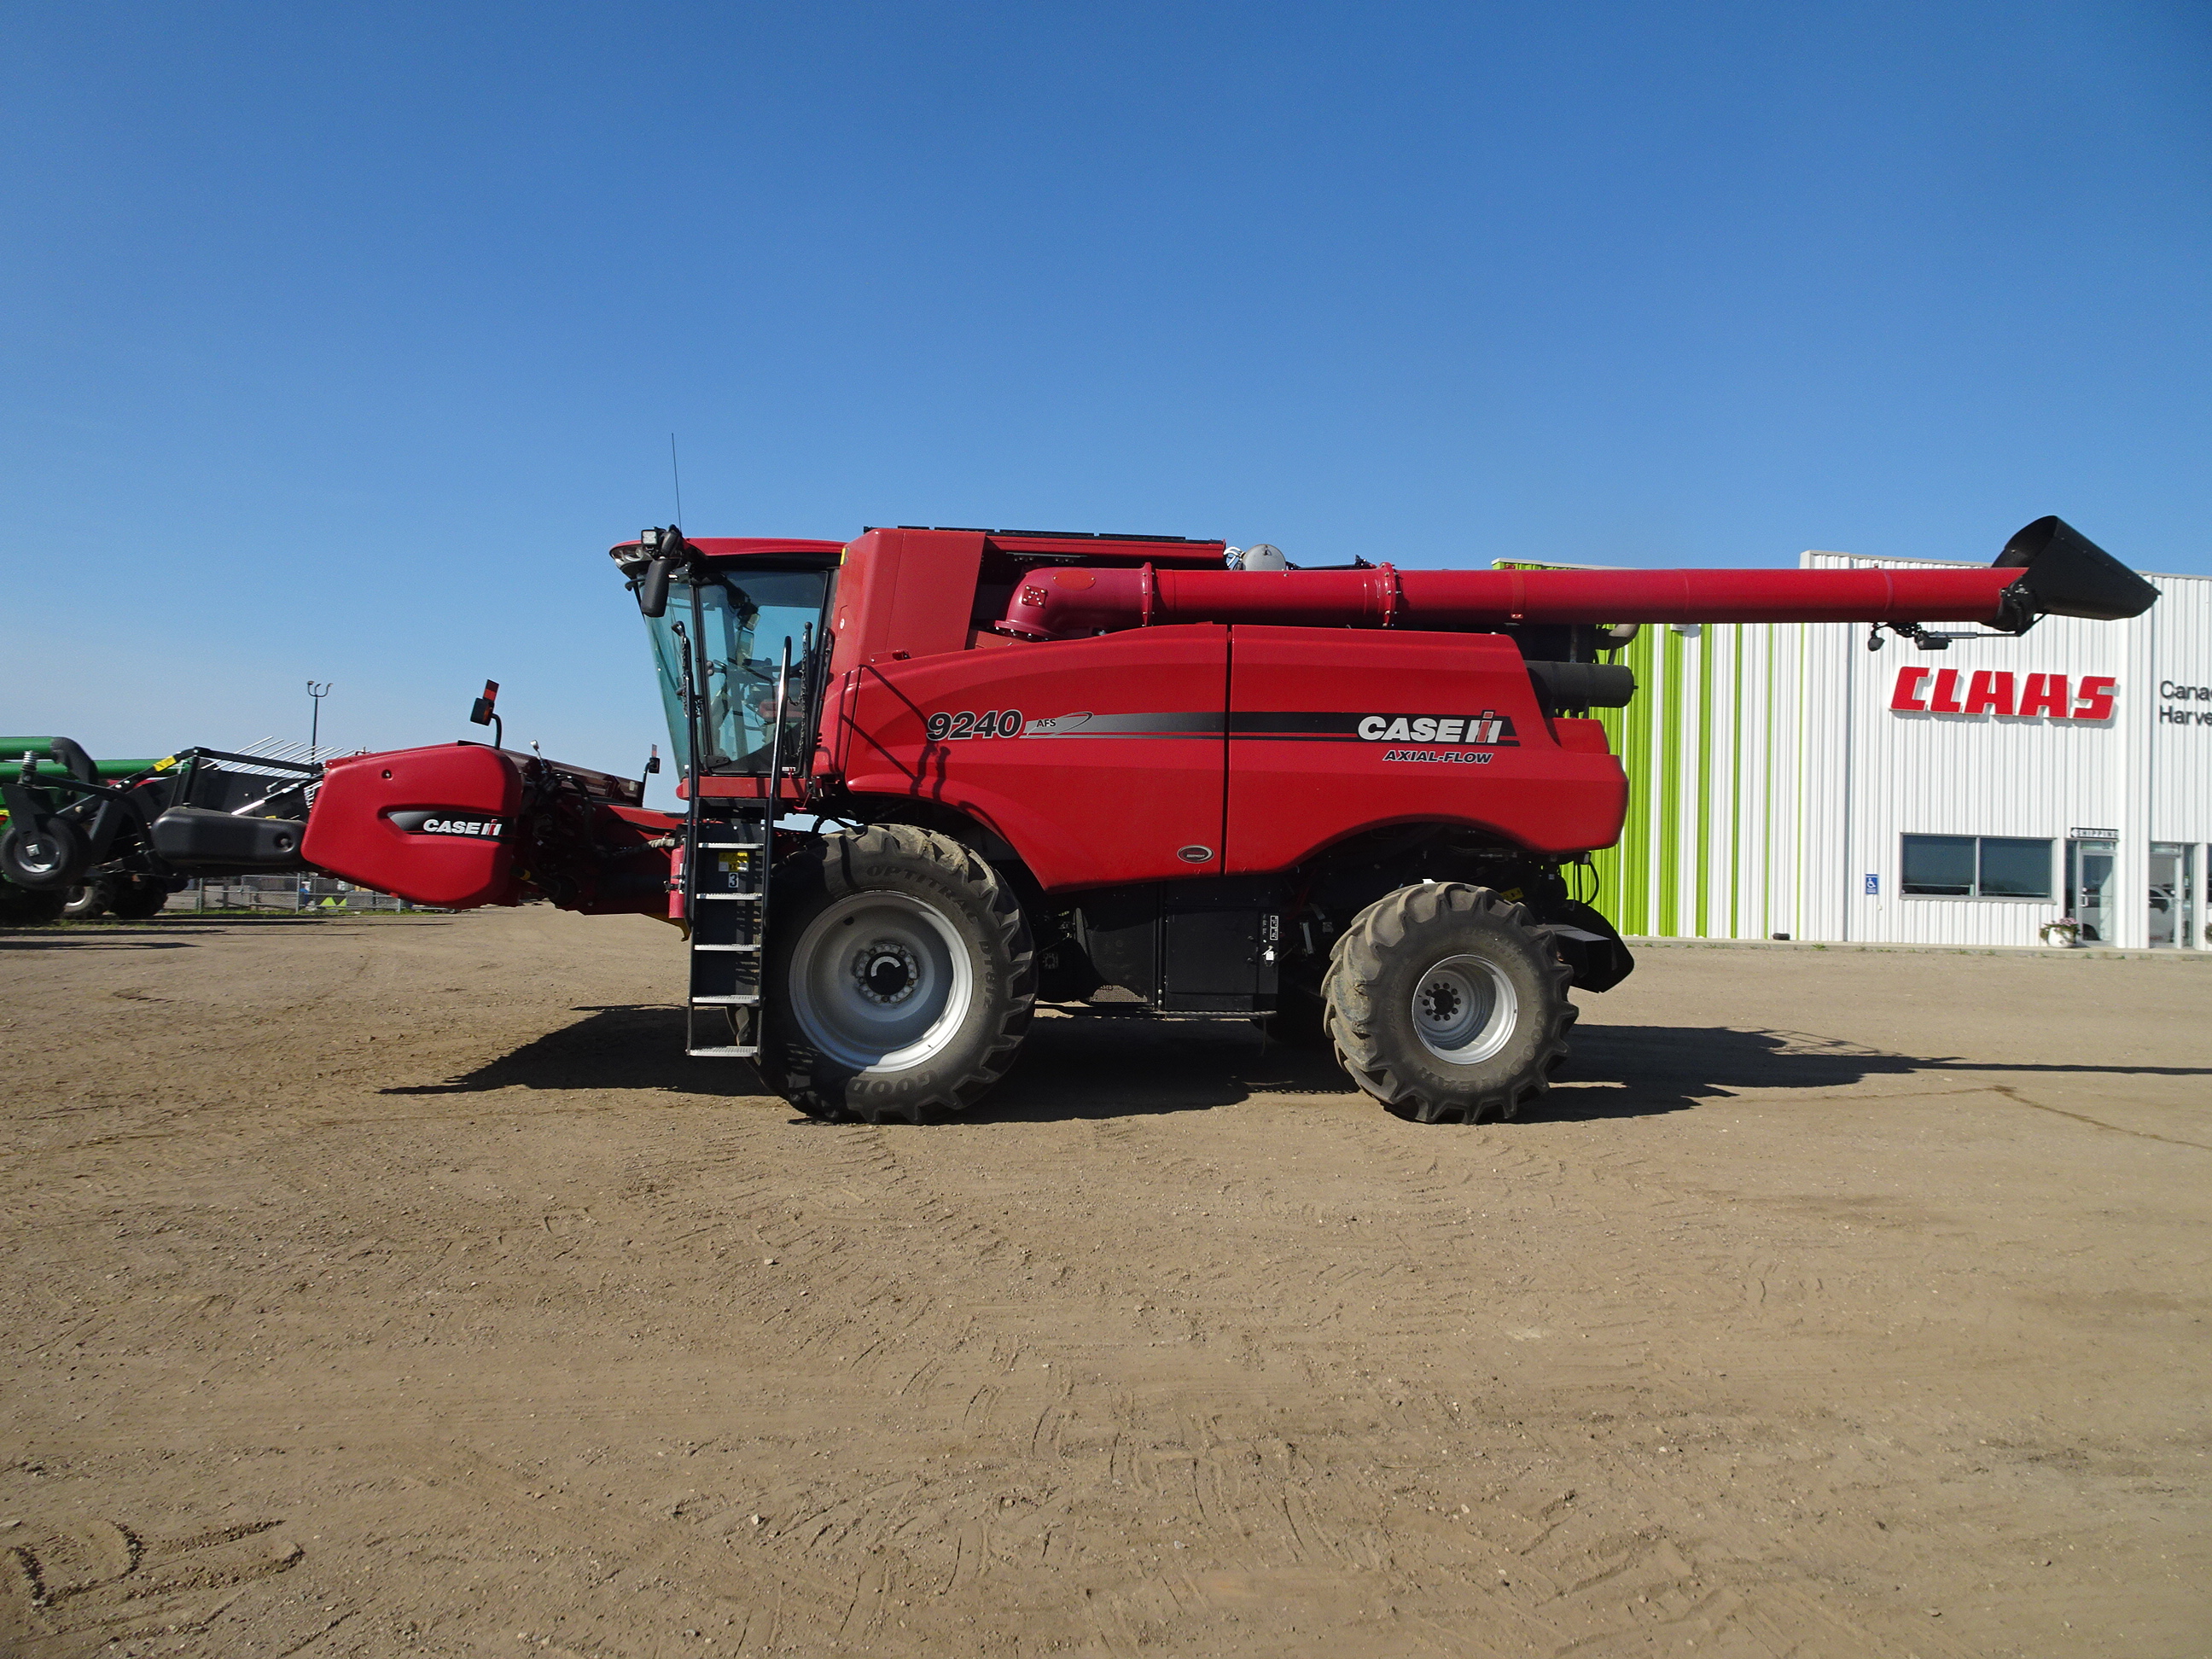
[1802, 550, 2204, 585]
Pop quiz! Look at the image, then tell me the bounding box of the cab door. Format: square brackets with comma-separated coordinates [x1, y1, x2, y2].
[839, 626, 1228, 893]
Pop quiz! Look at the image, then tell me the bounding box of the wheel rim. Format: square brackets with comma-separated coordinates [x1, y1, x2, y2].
[14, 834, 67, 878]
[787, 891, 974, 1073]
[1410, 953, 1518, 1064]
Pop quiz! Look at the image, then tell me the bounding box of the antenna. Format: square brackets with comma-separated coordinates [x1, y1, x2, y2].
[306, 680, 332, 757]
[670, 433, 684, 527]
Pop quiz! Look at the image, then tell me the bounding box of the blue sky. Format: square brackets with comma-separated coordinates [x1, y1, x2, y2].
[3, 2, 2205, 783]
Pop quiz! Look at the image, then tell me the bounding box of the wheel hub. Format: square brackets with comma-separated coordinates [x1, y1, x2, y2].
[1418, 977, 1464, 1025]
[1410, 954, 1518, 1065]
[788, 891, 975, 1074]
[854, 940, 920, 1004]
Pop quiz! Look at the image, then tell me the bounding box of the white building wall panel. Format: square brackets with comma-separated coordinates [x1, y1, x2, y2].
[2151, 576, 2212, 841]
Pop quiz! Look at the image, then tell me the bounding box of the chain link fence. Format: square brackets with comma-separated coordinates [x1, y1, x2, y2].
[167, 876, 441, 914]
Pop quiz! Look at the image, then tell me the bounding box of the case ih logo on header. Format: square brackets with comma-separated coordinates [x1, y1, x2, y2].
[386, 809, 509, 840]
[1890, 667, 2116, 722]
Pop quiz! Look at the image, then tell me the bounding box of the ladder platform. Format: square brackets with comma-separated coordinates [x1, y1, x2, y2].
[692, 942, 760, 953]
[687, 1045, 760, 1059]
[699, 841, 767, 850]
[694, 892, 762, 902]
[690, 993, 760, 1006]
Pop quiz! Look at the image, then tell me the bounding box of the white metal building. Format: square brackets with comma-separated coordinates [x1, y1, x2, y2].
[1585, 556, 2211, 951]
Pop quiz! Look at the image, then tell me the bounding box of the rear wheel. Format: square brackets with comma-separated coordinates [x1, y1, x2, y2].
[62, 879, 113, 920]
[1323, 883, 1575, 1124]
[759, 824, 1034, 1124]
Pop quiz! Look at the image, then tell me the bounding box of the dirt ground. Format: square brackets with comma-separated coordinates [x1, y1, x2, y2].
[1, 908, 2206, 1659]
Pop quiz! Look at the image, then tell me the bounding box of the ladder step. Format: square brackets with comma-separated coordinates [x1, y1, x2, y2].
[688, 794, 771, 1062]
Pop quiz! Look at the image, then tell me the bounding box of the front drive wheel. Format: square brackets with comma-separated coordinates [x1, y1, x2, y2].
[759, 824, 1035, 1124]
[1324, 883, 1575, 1124]
[62, 879, 113, 920]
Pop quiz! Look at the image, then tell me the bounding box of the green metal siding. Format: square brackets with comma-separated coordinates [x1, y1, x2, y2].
[1594, 620, 1806, 940]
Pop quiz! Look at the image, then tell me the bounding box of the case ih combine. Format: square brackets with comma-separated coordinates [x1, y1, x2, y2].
[3, 516, 2155, 1124]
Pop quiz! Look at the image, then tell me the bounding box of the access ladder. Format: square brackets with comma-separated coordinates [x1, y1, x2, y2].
[683, 794, 771, 1058]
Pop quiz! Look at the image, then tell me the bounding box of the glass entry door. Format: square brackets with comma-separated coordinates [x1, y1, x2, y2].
[2148, 842, 2194, 948]
[2067, 838, 2117, 943]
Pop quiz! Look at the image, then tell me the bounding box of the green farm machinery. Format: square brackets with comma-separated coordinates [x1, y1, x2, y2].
[0, 737, 317, 923]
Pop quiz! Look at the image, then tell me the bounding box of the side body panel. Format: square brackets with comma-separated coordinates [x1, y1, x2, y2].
[302, 743, 527, 907]
[1225, 626, 1627, 868]
[828, 530, 986, 678]
[839, 626, 1229, 892]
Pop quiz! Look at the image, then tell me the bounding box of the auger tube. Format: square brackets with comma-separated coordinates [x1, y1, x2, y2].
[997, 515, 2158, 641]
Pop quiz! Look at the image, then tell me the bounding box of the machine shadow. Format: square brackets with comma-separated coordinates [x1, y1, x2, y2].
[977, 1016, 1988, 1124]
[376, 1005, 2212, 1120]
[0, 930, 196, 951]
[1527, 1022, 2212, 1120]
[973, 1014, 1353, 1121]
[381, 1004, 704, 1096]
[0, 917, 452, 952]
[975, 1018, 1889, 1123]
[1532, 1025, 1930, 1119]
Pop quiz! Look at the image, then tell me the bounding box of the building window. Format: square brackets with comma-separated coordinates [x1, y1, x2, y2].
[1901, 835, 2053, 899]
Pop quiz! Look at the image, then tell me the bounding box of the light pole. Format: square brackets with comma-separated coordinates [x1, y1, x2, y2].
[306, 681, 332, 757]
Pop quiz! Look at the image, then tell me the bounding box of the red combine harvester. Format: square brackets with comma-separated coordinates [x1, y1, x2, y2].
[2, 517, 2156, 1124]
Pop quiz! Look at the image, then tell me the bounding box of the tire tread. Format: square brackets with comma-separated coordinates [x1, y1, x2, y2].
[1322, 883, 1576, 1124]
[765, 824, 1034, 1125]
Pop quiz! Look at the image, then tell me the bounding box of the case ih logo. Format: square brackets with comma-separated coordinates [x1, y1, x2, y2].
[1889, 667, 2116, 721]
[386, 809, 508, 840]
[1355, 712, 1519, 746]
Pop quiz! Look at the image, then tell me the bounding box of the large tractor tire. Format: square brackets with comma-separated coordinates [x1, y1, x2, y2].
[1323, 883, 1576, 1125]
[107, 877, 173, 920]
[759, 824, 1035, 1124]
[62, 879, 113, 920]
[0, 881, 67, 925]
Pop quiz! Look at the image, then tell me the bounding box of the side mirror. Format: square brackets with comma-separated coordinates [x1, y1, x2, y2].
[637, 556, 676, 618]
